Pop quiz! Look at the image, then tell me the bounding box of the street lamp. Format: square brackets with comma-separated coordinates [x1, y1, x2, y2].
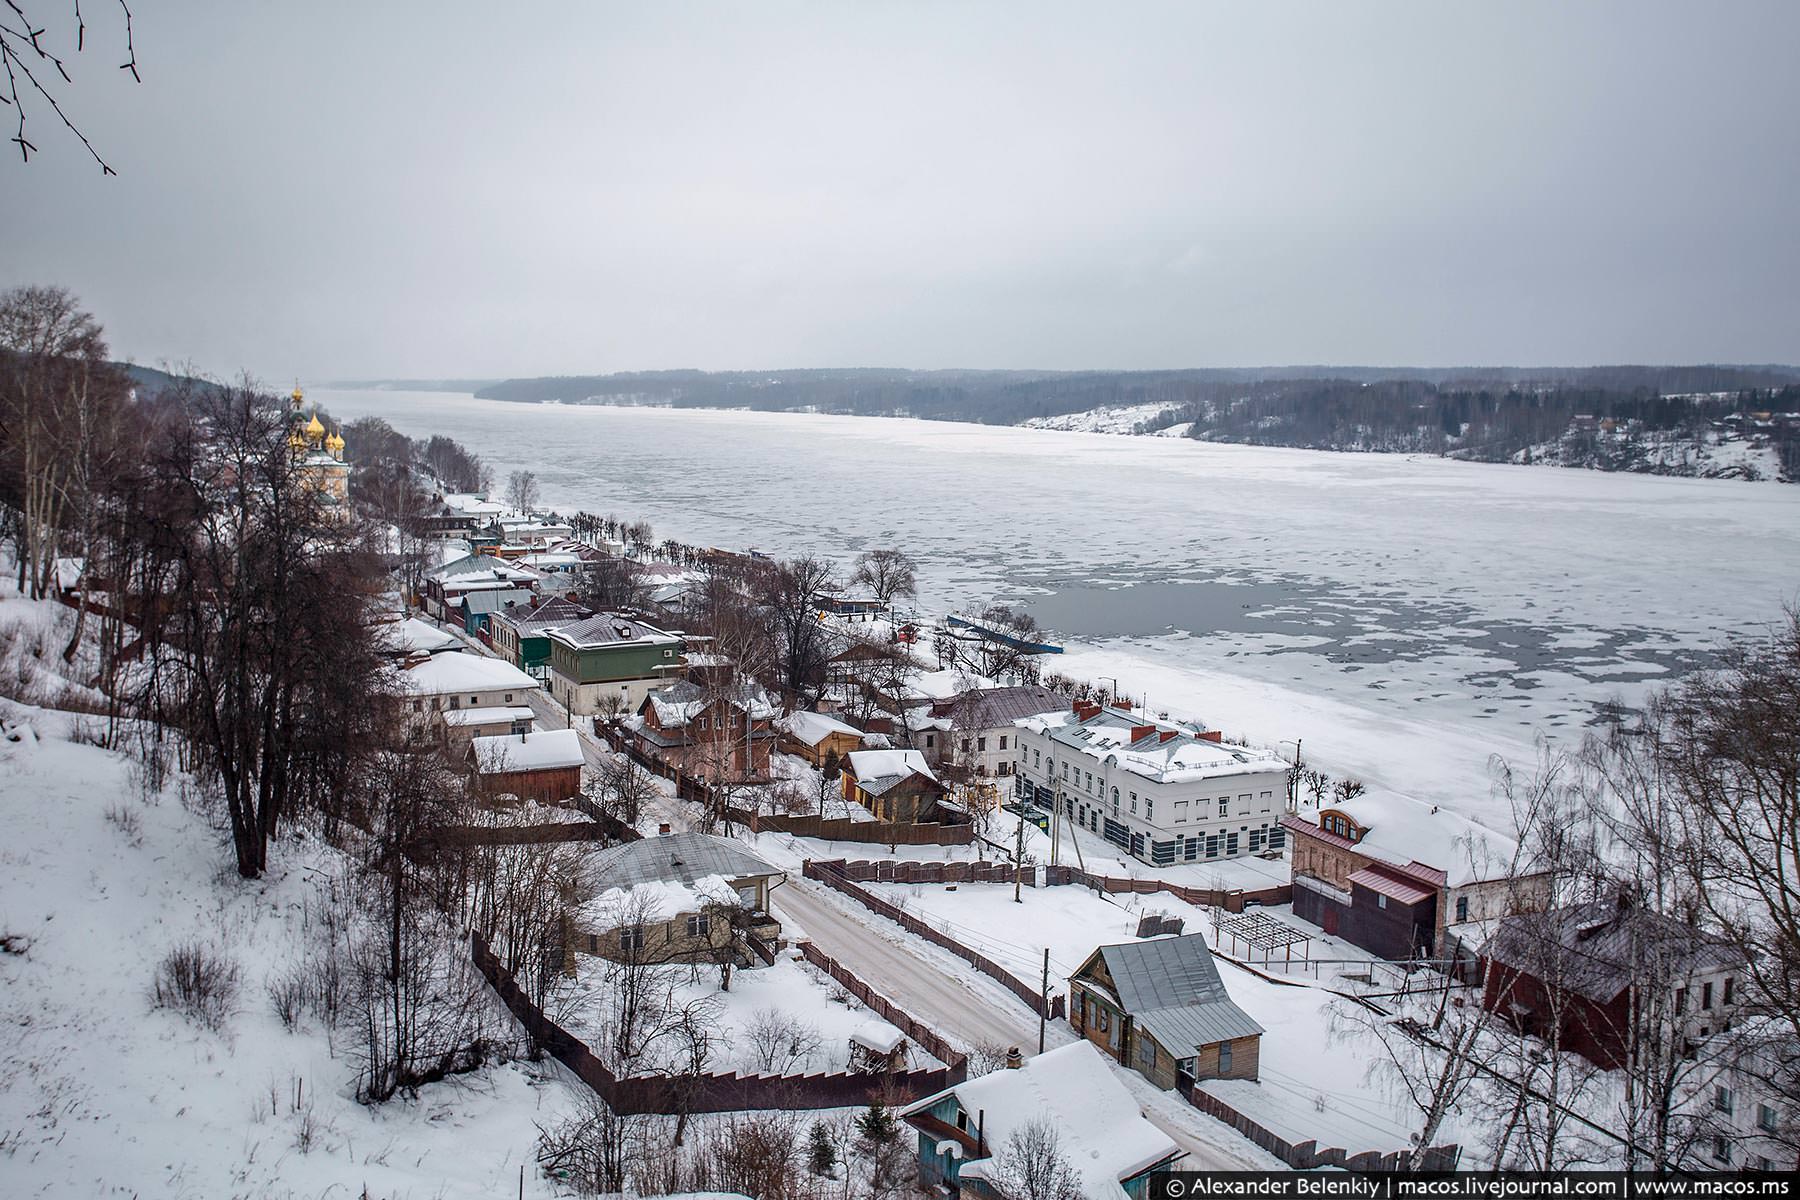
[1278, 739, 1303, 812]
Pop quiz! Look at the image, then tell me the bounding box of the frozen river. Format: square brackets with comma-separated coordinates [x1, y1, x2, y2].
[318, 388, 1800, 830]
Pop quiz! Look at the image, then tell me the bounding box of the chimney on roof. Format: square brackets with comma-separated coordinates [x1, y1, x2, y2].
[1131, 723, 1157, 742]
[1199, 730, 1223, 743]
[1159, 729, 1180, 743]
[1004, 1047, 1023, 1070]
[658, 823, 672, 836]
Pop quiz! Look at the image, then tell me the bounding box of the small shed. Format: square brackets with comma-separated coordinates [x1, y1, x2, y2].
[470, 728, 585, 804]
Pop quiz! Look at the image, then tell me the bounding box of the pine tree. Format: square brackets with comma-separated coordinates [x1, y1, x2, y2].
[808, 1120, 839, 1177]
[856, 1102, 897, 1146]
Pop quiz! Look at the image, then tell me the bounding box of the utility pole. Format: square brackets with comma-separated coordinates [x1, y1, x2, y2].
[1013, 803, 1026, 903]
[1039, 948, 1050, 1053]
[1049, 780, 1061, 867]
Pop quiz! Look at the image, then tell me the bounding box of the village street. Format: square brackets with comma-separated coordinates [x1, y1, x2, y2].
[498, 636, 1281, 1170]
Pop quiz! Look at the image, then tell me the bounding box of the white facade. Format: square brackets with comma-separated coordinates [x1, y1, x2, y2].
[1012, 704, 1290, 868]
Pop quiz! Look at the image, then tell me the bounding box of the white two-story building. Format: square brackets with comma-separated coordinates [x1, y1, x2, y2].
[1012, 701, 1291, 868]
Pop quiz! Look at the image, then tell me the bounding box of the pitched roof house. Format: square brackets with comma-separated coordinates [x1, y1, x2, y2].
[545, 611, 685, 716]
[469, 728, 585, 804]
[775, 709, 871, 767]
[842, 748, 954, 824]
[902, 1040, 1183, 1199]
[570, 832, 784, 967]
[1480, 899, 1747, 1070]
[1070, 933, 1264, 1091]
[1281, 789, 1552, 962]
[629, 678, 779, 783]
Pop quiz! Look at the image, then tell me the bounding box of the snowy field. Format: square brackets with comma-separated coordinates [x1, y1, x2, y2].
[0, 698, 581, 1199]
[318, 390, 1800, 837]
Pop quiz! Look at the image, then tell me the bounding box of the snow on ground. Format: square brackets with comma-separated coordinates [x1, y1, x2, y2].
[0, 699, 581, 1200]
[1020, 402, 1182, 435]
[550, 947, 924, 1076]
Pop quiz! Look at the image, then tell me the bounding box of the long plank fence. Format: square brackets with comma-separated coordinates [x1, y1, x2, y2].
[471, 931, 964, 1115]
[1043, 863, 1292, 912]
[804, 859, 1066, 1021]
[1180, 1082, 1460, 1173]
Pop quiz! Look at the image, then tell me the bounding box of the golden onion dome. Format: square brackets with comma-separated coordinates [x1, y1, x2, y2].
[326, 431, 345, 451]
[291, 384, 305, 404]
[305, 414, 326, 439]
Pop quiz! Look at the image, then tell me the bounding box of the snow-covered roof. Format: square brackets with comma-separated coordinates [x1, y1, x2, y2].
[440, 705, 536, 728]
[586, 832, 779, 892]
[778, 709, 864, 747]
[902, 1040, 1180, 1199]
[1322, 788, 1529, 887]
[402, 653, 541, 696]
[375, 617, 463, 657]
[549, 611, 682, 649]
[471, 728, 584, 773]
[934, 684, 1066, 729]
[1016, 705, 1285, 786]
[844, 748, 937, 797]
[645, 679, 778, 728]
[491, 596, 590, 636]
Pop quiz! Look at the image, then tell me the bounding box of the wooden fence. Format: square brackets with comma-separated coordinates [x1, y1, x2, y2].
[812, 858, 1034, 887]
[1043, 864, 1292, 912]
[1180, 1082, 1459, 1173]
[471, 932, 963, 1114]
[804, 859, 1066, 1021]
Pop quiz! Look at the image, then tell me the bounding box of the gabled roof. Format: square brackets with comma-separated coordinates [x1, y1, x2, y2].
[549, 611, 682, 649]
[375, 617, 462, 657]
[1482, 900, 1745, 1006]
[586, 832, 779, 891]
[934, 684, 1066, 729]
[1303, 789, 1530, 888]
[844, 748, 939, 797]
[403, 652, 541, 696]
[644, 679, 779, 729]
[1017, 704, 1286, 786]
[472, 728, 585, 773]
[778, 709, 865, 747]
[901, 1040, 1181, 1199]
[1088, 934, 1265, 1051]
[491, 595, 591, 636]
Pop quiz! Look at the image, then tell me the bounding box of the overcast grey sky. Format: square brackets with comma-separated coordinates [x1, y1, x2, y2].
[7, 1, 1797, 382]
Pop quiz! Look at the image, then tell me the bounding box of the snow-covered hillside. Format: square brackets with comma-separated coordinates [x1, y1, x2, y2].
[0, 699, 577, 1200]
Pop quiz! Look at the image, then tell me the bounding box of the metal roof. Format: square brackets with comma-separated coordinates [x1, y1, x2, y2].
[1096, 935, 1265, 1051]
[587, 832, 780, 890]
[1482, 900, 1745, 1005]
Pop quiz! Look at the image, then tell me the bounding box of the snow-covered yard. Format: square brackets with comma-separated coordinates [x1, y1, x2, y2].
[548, 948, 928, 1077]
[0, 696, 581, 1199]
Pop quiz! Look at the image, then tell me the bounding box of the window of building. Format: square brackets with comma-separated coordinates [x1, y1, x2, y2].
[1249, 828, 1262, 851]
[1455, 896, 1470, 923]
[1086, 772, 1094, 791]
[998, 762, 1011, 776]
[1714, 1137, 1732, 1164]
[1206, 835, 1219, 857]
[1724, 977, 1735, 1005]
[662, 649, 673, 658]
[976, 736, 987, 753]
[925, 734, 935, 749]
[471, 696, 480, 705]
[697, 717, 709, 731]
[1062, 762, 1069, 780]
[1145, 798, 1154, 820]
[1139, 1037, 1155, 1068]
[412, 699, 423, 712]
[1129, 795, 1137, 814]
[1758, 1104, 1778, 1132]
[619, 925, 644, 953]
[1237, 793, 1251, 815]
[1259, 791, 1272, 811]
[1377, 893, 1388, 909]
[1185, 837, 1199, 860]
[447, 695, 460, 709]
[1715, 1086, 1734, 1114]
[1675, 987, 1687, 1014]
[1034, 749, 1041, 767]
[1097, 1008, 1109, 1032]
[1218, 798, 1228, 818]
[1218, 1041, 1233, 1074]
[1227, 832, 1239, 855]
[1174, 800, 1187, 822]
[999, 736, 1008, 751]
[1703, 981, 1714, 1011]
[686, 914, 710, 938]
[504, 693, 514, 702]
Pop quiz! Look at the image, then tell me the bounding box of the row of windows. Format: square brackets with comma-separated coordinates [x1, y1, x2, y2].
[615, 914, 711, 952]
[413, 691, 518, 713]
[1676, 977, 1735, 1013]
